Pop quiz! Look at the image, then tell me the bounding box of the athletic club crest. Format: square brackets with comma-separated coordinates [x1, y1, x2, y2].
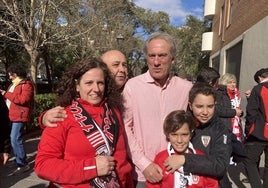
[201, 136, 211, 147]
[192, 175, 200, 184]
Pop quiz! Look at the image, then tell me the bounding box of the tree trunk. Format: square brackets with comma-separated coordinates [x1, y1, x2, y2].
[42, 46, 52, 92]
[26, 48, 40, 94]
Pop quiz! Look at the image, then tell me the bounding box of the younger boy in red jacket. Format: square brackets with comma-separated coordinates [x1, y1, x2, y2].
[146, 110, 218, 188]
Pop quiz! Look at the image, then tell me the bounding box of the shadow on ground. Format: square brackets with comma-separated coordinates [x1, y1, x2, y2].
[0, 132, 49, 188]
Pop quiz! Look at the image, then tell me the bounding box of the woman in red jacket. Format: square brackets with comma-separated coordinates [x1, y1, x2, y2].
[34, 58, 133, 188]
[0, 64, 34, 175]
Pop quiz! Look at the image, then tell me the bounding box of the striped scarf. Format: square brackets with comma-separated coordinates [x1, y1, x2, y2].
[70, 100, 120, 188]
[167, 142, 200, 188]
[227, 88, 244, 142]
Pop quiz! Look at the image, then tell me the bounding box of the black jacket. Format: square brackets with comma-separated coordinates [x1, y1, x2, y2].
[215, 85, 236, 131]
[184, 115, 232, 178]
[245, 81, 268, 140]
[0, 94, 11, 154]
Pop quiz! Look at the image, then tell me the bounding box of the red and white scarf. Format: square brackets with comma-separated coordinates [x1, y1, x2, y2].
[167, 142, 200, 188]
[70, 100, 120, 188]
[227, 88, 244, 142]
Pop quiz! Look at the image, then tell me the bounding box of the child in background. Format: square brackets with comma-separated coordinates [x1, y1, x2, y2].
[146, 110, 218, 188]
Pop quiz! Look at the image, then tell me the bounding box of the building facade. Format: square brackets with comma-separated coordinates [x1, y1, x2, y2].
[202, 0, 268, 110]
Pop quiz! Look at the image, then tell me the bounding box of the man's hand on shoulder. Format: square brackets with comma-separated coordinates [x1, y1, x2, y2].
[42, 106, 67, 127]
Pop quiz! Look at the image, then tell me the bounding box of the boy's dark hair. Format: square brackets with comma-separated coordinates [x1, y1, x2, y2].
[163, 110, 195, 137]
[254, 68, 268, 83]
[189, 82, 216, 103]
[196, 67, 220, 86]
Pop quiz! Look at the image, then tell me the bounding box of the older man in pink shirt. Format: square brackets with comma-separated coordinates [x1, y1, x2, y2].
[122, 32, 193, 188]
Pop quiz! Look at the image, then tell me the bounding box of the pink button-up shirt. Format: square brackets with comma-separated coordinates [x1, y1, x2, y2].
[122, 71, 193, 181]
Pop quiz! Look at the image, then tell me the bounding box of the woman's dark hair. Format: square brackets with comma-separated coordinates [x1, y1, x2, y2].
[55, 58, 122, 109]
[196, 67, 220, 86]
[7, 64, 28, 79]
[189, 82, 216, 103]
[163, 110, 195, 137]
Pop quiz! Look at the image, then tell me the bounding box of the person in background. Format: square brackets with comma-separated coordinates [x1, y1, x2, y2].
[241, 68, 268, 184]
[146, 110, 218, 188]
[218, 73, 244, 143]
[243, 68, 268, 188]
[195, 67, 220, 87]
[0, 94, 11, 165]
[122, 32, 193, 188]
[218, 73, 247, 187]
[39, 49, 128, 128]
[0, 64, 34, 175]
[245, 68, 268, 98]
[34, 58, 133, 188]
[164, 83, 232, 188]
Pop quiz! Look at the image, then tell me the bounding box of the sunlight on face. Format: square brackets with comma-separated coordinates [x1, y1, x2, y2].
[8, 72, 16, 81]
[76, 68, 105, 105]
[168, 123, 191, 154]
[189, 94, 215, 124]
[102, 51, 128, 89]
[226, 80, 236, 91]
[146, 38, 174, 86]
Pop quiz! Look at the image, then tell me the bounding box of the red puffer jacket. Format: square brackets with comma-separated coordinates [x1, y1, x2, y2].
[4, 79, 34, 122]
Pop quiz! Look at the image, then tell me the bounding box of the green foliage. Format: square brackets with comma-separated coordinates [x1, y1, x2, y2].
[130, 6, 171, 35]
[174, 16, 211, 80]
[0, 1, 209, 85]
[30, 93, 57, 130]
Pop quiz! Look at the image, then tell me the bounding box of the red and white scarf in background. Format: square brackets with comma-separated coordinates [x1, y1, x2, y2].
[227, 88, 245, 142]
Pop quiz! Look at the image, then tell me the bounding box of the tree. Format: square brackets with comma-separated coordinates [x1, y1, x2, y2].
[173, 16, 210, 80]
[0, 1, 207, 86]
[0, 0, 136, 84]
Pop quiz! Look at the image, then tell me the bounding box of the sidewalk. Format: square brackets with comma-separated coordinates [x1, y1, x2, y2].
[0, 131, 49, 188]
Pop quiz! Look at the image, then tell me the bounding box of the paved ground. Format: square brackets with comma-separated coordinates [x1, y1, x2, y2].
[0, 131, 49, 188]
[228, 163, 251, 188]
[228, 153, 264, 188]
[0, 130, 259, 188]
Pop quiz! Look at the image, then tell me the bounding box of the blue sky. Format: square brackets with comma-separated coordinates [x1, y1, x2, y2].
[133, 0, 204, 26]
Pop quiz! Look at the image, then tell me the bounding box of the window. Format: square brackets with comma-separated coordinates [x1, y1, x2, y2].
[226, 41, 243, 86]
[212, 55, 220, 71]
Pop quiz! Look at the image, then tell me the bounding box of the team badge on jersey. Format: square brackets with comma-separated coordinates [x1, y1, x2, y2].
[201, 136, 211, 147]
[192, 175, 200, 184]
